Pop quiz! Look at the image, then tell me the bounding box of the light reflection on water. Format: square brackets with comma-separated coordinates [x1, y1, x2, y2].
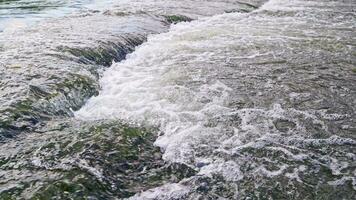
[0, 0, 113, 31]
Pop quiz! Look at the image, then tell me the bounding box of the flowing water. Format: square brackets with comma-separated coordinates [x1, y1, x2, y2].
[0, 0, 355, 199]
[0, 0, 117, 31]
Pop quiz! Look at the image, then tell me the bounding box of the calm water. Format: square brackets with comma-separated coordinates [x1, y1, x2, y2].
[0, 0, 112, 31]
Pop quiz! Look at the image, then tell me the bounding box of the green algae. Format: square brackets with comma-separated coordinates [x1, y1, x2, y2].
[0, 121, 196, 199]
[0, 73, 98, 139]
[31, 169, 112, 200]
[58, 38, 144, 67]
[0, 99, 39, 137]
[164, 15, 192, 24]
[2, 35, 146, 138]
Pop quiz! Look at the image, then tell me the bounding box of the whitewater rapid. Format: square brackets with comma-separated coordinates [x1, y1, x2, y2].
[76, 0, 356, 198]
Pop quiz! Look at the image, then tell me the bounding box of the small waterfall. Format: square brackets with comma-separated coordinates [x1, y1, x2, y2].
[77, 0, 356, 199]
[1, 0, 355, 199]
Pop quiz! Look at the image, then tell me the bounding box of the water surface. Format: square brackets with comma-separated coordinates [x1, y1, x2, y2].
[0, 0, 355, 199]
[0, 0, 112, 31]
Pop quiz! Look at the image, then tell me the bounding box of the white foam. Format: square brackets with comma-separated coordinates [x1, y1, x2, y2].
[76, 15, 242, 166]
[128, 183, 191, 200]
[75, 0, 356, 196]
[256, 164, 288, 178]
[199, 160, 244, 182]
[76, 5, 354, 172]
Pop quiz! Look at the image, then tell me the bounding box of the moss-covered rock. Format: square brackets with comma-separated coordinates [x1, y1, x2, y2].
[164, 15, 192, 24]
[0, 120, 196, 199]
[57, 37, 145, 67]
[0, 73, 99, 140]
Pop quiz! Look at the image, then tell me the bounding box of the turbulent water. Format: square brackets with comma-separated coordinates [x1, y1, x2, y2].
[0, 0, 355, 199]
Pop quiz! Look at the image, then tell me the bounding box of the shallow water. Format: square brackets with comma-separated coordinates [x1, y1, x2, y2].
[0, 0, 115, 31]
[77, 0, 356, 198]
[0, 0, 355, 199]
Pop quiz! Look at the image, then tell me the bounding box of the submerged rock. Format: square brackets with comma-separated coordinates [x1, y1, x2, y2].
[0, 13, 167, 139]
[0, 0, 265, 139]
[3, 0, 354, 199]
[0, 120, 196, 199]
[76, 0, 355, 199]
[164, 15, 193, 24]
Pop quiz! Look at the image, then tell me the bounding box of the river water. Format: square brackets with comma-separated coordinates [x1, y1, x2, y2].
[0, 0, 116, 31]
[0, 0, 355, 199]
